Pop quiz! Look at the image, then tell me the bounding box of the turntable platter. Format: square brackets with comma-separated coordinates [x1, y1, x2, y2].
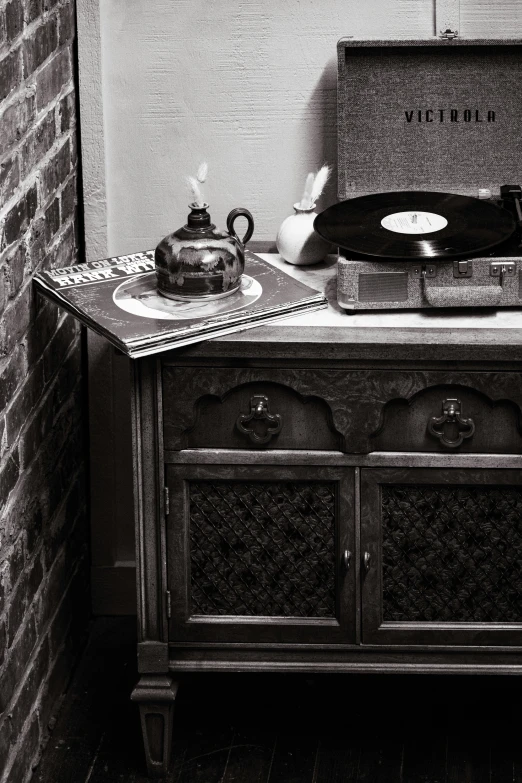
[314, 191, 516, 259]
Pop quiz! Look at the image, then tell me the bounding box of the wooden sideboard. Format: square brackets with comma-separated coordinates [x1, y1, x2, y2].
[129, 252, 522, 776]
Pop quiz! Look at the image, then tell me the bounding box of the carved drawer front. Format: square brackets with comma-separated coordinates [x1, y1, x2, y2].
[361, 468, 522, 647]
[370, 374, 522, 454]
[166, 463, 356, 644]
[163, 366, 522, 454]
[162, 367, 343, 450]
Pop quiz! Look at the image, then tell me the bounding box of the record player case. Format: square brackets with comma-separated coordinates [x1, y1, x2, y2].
[334, 38, 522, 311]
[129, 248, 522, 777]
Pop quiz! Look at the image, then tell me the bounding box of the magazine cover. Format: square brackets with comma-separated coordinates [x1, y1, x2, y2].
[33, 249, 327, 358]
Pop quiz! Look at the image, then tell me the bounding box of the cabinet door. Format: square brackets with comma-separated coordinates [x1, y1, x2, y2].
[361, 468, 522, 646]
[166, 463, 356, 644]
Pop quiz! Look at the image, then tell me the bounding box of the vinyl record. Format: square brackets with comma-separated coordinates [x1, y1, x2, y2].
[314, 191, 516, 259]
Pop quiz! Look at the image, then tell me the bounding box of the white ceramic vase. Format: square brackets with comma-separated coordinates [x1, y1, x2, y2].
[276, 203, 331, 266]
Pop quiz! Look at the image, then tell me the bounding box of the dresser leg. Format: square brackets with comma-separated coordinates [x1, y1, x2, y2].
[131, 674, 178, 777]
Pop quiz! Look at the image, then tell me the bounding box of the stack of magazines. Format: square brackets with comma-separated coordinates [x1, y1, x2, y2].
[33, 249, 327, 358]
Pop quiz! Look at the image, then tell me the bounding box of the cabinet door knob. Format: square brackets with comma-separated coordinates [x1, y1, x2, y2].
[342, 549, 352, 571]
[363, 551, 371, 573]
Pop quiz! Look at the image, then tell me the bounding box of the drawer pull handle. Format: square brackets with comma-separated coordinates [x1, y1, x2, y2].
[428, 398, 475, 448]
[363, 552, 371, 573]
[342, 549, 352, 571]
[236, 394, 283, 445]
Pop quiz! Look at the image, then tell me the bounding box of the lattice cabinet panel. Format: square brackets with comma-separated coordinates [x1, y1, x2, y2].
[361, 468, 522, 646]
[381, 484, 522, 623]
[189, 480, 336, 618]
[166, 463, 356, 644]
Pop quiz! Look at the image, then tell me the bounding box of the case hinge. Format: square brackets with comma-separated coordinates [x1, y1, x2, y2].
[439, 28, 459, 39]
[164, 486, 170, 516]
[165, 590, 172, 619]
[412, 263, 436, 279]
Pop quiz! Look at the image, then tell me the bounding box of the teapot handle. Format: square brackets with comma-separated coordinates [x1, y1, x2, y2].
[226, 208, 254, 246]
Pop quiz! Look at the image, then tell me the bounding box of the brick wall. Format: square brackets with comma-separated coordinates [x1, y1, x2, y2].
[0, 1, 89, 781]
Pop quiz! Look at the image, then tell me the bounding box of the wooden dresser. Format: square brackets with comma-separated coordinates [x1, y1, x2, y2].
[129, 253, 522, 776]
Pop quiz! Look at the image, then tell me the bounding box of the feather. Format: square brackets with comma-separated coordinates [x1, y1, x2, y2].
[310, 164, 330, 206]
[197, 162, 208, 183]
[187, 162, 208, 206]
[299, 173, 315, 209]
[186, 175, 204, 207]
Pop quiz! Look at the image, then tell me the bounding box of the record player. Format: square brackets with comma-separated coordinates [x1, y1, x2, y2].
[315, 37, 522, 311]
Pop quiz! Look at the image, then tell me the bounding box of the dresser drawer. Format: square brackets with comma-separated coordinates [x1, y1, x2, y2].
[161, 366, 344, 451]
[369, 372, 522, 453]
[161, 364, 522, 453]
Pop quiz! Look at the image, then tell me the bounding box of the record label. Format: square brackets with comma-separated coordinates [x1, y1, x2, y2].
[381, 211, 448, 235]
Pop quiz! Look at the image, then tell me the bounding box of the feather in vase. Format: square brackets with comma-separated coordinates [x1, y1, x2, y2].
[309, 164, 330, 207]
[187, 162, 208, 207]
[298, 165, 331, 210]
[299, 173, 315, 210]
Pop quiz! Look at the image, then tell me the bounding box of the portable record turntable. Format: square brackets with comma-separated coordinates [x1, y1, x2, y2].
[317, 38, 522, 311]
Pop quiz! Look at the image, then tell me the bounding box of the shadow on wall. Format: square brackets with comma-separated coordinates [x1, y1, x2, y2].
[306, 57, 338, 208]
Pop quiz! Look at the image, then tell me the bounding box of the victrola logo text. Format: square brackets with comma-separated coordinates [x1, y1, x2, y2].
[405, 109, 496, 123]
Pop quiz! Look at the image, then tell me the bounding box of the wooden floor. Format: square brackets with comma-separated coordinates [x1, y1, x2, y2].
[34, 618, 522, 782]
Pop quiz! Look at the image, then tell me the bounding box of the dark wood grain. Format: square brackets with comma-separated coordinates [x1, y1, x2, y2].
[164, 448, 522, 470]
[35, 622, 522, 783]
[167, 328, 522, 363]
[372, 385, 522, 453]
[181, 381, 342, 451]
[162, 364, 522, 454]
[267, 734, 319, 783]
[33, 618, 143, 782]
[175, 727, 234, 783]
[221, 730, 276, 783]
[355, 739, 403, 783]
[313, 736, 359, 783]
[446, 732, 491, 783]
[489, 731, 522, 783]
[401, 735, 446, 783]
[131, 356, 168, 647]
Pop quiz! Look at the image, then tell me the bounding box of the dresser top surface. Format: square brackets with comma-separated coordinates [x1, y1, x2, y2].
[169, 253, 522, 363]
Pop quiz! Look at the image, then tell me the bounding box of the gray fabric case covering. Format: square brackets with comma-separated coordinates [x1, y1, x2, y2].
[336, 39, 522, 310]
[337, 256, 521, 310]
[337, 39, 522, 200]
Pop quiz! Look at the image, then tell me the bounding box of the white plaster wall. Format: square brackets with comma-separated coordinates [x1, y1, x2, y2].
[96, 0, 522, 254]
[99, 0, 438, 252]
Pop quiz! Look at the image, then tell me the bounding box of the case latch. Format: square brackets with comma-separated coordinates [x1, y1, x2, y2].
[453, 260, 472, 278]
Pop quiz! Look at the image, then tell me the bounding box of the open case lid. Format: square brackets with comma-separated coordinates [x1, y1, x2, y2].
[337, 38, 522, 200]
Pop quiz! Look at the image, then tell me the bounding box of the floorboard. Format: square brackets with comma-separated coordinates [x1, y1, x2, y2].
[221, 730, 276, 783]
[355, 738, 403, 783]
[312, 735, 359, 783]
[268, 734, 319, 783]
[33, 620, 522, 783]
